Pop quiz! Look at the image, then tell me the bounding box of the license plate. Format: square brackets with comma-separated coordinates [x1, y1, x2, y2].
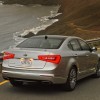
[20, 58, 33, 66]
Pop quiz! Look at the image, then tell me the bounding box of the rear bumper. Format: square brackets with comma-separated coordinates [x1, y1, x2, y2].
[2, 69, 66, 84]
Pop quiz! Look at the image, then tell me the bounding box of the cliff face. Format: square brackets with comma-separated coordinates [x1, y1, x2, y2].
[1, 0, 100, 39]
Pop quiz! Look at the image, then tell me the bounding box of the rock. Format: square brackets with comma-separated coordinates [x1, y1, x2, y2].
[22, 32, 35, 38]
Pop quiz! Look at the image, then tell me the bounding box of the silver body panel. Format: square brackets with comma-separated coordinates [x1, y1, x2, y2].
[2, 35, 99, 84]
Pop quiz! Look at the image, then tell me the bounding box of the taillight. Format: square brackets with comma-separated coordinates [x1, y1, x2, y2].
[38, 55, 61, 64]
[3, 52, 15, 60]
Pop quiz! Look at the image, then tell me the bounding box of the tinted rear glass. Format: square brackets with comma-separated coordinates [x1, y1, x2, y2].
[16, 37, 65, 49]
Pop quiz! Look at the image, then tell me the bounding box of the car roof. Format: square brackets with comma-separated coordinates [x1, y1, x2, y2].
[30, 35, 79, 39]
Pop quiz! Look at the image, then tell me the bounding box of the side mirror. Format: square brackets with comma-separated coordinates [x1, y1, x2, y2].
[91, 47, 97, 52]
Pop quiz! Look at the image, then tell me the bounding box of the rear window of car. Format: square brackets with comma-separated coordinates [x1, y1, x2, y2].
[16, 37, 65, 49]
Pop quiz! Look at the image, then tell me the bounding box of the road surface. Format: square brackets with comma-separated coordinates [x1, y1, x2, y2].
[0, 73, 100, 100]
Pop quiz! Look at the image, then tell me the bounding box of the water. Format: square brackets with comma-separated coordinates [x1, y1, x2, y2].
[0, 4, 60, 51]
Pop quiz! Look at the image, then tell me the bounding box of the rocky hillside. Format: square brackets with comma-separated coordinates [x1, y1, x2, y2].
[38, 0, 100, 39]
[1, 0, 100, 39]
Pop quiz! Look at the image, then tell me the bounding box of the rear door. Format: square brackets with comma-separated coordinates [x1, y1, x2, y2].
[68, 39, 89, 76]
[78, 39, 98, 73]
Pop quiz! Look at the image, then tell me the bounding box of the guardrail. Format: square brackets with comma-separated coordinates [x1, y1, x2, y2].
[86, 38, 100, 47]
[86, 38, 100, 43]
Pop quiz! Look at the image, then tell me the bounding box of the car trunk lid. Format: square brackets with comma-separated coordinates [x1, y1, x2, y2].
[6, 48, 50, 69]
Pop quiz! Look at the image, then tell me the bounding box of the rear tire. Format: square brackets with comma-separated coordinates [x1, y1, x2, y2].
[9, 79, 23, 87]
[63, 67, 77, 91]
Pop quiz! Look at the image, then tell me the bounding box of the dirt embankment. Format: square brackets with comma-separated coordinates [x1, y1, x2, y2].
[38, 0, 100, 39]
[1, 0, 100, 39]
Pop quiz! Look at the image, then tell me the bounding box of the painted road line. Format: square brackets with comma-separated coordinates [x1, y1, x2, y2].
[0, 80, 9, 86]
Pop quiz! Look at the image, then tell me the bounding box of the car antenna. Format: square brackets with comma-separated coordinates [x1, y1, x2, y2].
[45, 35, 48, 40]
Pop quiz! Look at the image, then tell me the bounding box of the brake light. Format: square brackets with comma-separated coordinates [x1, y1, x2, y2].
[38, 55, 61, 64]
[3, 52, 15, 60]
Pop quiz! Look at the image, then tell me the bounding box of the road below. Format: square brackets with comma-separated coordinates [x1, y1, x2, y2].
[0, 73, 100, 100]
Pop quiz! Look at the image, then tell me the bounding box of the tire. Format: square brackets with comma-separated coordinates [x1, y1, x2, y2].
[63, 67, 77, 91]
[9, 79, 23, 87]
[94, 61, 100, 78]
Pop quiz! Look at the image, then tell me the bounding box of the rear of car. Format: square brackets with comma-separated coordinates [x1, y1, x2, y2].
[2, 36, 67, 84]
[2, 35, 100, 91]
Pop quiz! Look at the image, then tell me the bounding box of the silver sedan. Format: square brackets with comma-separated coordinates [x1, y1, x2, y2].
[2, 35, 100, 91]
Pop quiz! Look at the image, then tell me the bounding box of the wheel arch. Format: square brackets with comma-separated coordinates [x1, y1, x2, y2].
[65, 58, 79, 80]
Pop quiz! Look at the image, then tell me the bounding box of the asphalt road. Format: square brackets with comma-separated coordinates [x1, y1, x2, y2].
[0, 73, 100, 100]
